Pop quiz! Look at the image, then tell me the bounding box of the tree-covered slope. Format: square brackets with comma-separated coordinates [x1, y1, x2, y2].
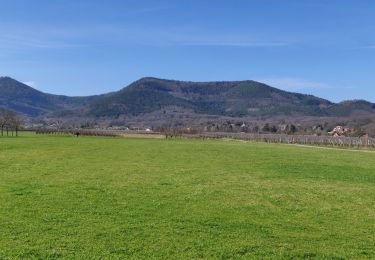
[88, 77, 334, 117]
[0, 77, 94, 116]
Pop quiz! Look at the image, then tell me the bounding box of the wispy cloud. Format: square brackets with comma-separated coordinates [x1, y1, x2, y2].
[0, 36, 80, 49]
[256, 77, 331, 91]
[356, 45, 375, 50]
[127, 6, 169, 15]
[178, 40, 287, 47]
[22, 81, 37, 88]
[0, 21, 291, 51]
[158, 29, 290, 48]
[0, 27, 84, 52]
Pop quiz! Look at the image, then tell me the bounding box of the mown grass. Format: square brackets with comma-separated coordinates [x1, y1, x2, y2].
[0, 133, 374, 259]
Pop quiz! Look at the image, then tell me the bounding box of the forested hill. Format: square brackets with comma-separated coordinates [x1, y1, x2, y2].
[88, 77, 334, 117]
[0, 77, 93, 116]
[1, 76, 375, 118]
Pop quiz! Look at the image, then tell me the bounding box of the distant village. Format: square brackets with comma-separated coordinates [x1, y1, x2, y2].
[28, 119, 369, 138]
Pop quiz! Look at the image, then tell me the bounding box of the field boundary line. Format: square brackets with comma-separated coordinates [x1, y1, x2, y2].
[288, 143, 375, 153]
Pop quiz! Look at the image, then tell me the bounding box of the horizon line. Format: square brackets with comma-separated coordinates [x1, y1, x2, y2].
[0, 75, 372, 104]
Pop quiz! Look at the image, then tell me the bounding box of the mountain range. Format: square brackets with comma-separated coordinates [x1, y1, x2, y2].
[1, 76, 375, 132]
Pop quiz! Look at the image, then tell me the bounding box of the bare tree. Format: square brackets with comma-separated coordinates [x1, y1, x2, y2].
[9, 113, 23, 136]
[0, 109, 23, 137]
[0, 109, 8, 136]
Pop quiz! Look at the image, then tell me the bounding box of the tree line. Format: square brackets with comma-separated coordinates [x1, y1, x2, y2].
[0, 109, 23, 136]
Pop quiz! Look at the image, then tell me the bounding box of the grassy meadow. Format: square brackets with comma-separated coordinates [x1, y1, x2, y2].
[0, 133, 374, 259]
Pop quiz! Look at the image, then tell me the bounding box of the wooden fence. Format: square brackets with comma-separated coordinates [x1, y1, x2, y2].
[177, 132, 375, 148]
[35, 129, 157, 137]
[35, 129, 375, 148]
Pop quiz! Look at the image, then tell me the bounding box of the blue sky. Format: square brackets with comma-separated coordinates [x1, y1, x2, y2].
[0, 0, 374, 102]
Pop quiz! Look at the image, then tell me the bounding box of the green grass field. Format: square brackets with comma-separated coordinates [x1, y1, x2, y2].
[0, 133, 374, 259]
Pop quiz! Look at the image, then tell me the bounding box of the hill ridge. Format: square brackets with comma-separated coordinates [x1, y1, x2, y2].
[0, 76, 374, 119]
